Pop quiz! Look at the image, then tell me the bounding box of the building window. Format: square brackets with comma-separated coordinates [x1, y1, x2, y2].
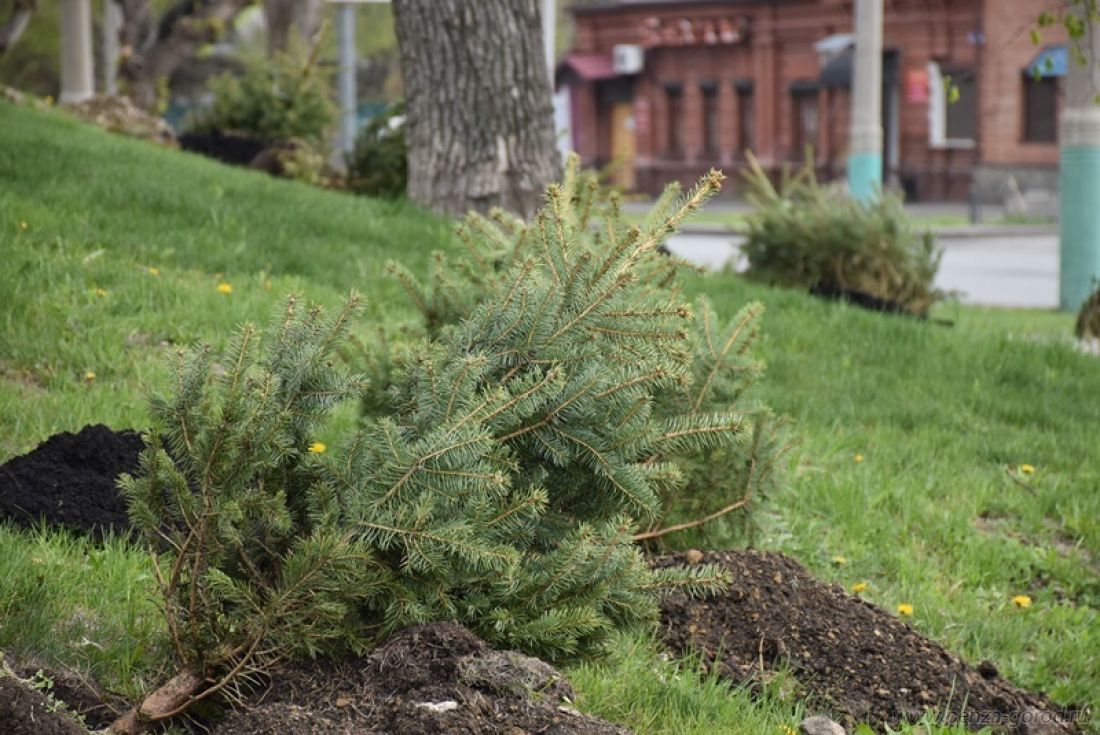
[736, 82, 754, 155]
[791, 85, 819, 156]
[666, 83, 683, 156]
[1023, 76, 1057, 142]
[928, 62, 976, 147]
[701, 81, 719, 155]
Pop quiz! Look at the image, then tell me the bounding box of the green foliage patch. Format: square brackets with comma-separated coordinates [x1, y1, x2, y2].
[1075, 283, 1100, 340]
[185, 41, 335, 145]
[740, 152, 943, 316]
[371, 158, 788, 546]
[347, 102, 408, 198]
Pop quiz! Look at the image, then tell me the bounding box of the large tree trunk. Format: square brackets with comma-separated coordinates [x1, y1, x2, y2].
[116, 0, 252, 110]
[263, 0, 321, 55]
[392, 0, 560, 219]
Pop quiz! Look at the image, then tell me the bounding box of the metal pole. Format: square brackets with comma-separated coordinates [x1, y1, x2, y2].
[59, 0, 95, 103]
[1060, 12, 1100, 311]
[337, 2, 357, 155]
[847, 0, 883, 203]
[102, 0, 122, 96]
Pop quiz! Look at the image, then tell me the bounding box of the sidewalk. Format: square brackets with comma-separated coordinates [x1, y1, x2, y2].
[663, 230, 1060, 309]
[626, 199, 1058, 238]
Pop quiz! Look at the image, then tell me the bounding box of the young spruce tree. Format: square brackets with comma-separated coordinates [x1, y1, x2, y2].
[379, 155, 788, 544]
[115, 165, 780, 732]
[112, 295, 388, 733]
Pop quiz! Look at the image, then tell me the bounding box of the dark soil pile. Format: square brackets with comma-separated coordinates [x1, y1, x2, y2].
[0, 675, 88, 735]
[656, 549, 1084, 734]
[213, 621, 631, 735]
[5, 658, 129, 731]
[179, 130, 267, 167]
[0, 424, 143, 540]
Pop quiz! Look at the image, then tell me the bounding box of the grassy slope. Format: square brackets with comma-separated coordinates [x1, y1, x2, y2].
[0, 102, 449, 456]
[0, 103, 1096, 733]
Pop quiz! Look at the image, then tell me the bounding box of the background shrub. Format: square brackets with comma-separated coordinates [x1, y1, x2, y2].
[185, 41, 335, 145]
[347, 102, 407, 198]
[1076, 283, 1100, 340]
[740, 152, 943, 316]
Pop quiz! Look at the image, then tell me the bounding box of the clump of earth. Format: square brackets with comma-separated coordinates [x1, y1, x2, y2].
[212, 621, 630, 734]
[0, 424, 143, 540]
[657, 549, 1084, 734]
[1, 624, 628, 735]
[0, 427, 1088, 734]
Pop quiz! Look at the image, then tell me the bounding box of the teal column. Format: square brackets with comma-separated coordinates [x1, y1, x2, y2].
[1058, 8, 1100, 312]
[1059, 146, 1100, 311]
[847, 0, 883, 204]
[848, 151, 883, 203]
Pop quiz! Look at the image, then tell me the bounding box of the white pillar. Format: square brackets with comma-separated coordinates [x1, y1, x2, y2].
[1059, 14, 1100, 311]
[336, 2, 357, 155]
[102, 1, 122, 96]
[847, 0, 883, 202]
[60, 0, 95, 103]
[541, 0, 555, 80]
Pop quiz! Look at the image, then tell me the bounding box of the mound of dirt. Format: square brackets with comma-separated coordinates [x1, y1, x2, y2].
[213, 621, 631, 735]
[0, 424, 143, 540]
[656, 550, 1084, 734]
[5, 658, 128, 731]
[0, 675, 87, 735]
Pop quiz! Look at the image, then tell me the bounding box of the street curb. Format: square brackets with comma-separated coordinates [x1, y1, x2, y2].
[674, 224, 1058, 238]
[931, 224, 1057, 238]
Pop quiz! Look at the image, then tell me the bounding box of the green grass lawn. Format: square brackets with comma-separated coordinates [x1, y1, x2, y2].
[1, 102, 1097, 734]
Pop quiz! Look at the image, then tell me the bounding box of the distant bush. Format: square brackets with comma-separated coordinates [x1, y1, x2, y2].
[185, 41, 335, 145]
[346, 103, 407, 198]
[1076, 284, 1100, 340]
[740, 152, 943, 316]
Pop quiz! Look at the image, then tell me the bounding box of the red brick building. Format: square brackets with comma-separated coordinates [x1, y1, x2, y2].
[557, 0, 1065, 200]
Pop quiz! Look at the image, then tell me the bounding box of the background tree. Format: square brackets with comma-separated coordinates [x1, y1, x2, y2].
[262, 0, 322, 55]
[115, 0, 253, 110]
[391, 0, 560, 219]
[0, 0, 34, 55]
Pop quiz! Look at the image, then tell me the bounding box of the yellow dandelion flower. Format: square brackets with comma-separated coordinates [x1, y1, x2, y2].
[832, 555, 848, 565]
[147, 266, 160, 276]
[94, 288, 108, 297]
[851, 581, 868, 594]
[18, 220, 28, 231]
[854, 453, 864, 463]
[897, 603, 914, 616]
[1020, 464, 1035, 475]
[217, 282, 233, 295]
[84, 371, 96, 383]
[782, 727, 797, 735]
[1012, 594, 1032, 609]
[308, 442, 326, 454]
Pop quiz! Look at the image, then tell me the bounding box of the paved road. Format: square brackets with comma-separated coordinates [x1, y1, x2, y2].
[664, 231, 1059, 309]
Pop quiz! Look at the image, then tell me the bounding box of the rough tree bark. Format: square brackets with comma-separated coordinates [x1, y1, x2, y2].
[392, 0, 560, 219]
[116, 0, 252, 110]
[263, 0, 322, 55]
[0, 0, 36, 55]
